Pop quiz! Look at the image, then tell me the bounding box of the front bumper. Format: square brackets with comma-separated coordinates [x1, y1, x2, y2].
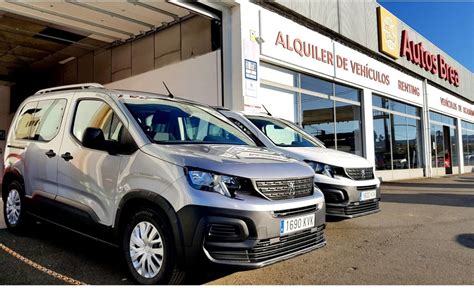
[176, 203, 326, 268]
[317, 182, 381, 218]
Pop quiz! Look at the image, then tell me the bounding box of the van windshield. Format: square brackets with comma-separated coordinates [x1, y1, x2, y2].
[124, 99, 255, 146]
[246, 116, 325, 148]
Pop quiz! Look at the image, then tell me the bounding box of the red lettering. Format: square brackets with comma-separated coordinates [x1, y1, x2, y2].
[400, 31, 412, 60]
[438, 54, 447, 80]
[275, 31, 286, 49]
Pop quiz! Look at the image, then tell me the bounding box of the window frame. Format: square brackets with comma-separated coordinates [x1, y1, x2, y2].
[372, 94, 423, 171]
[14, 98, 67, 143]
[70, 98, 131, 151]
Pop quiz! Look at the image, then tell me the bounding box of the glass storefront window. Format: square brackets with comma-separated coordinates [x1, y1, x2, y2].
[407, 117, 422, 169]
[260, 63, 363, 156]
[301, 94, 335, 149]
[462, 121, 474, 166]
[372, 94, 422, 171]
[335, 83, 360, 102]
[335, 101, 362, 155]
[372, 95, 390, 109]
[392, 115, 409, 169]
[260, 84, 298, 122]
[373, 110, 392, 170]
[451, 129, 458, 166]
[301, 74, 333, 96]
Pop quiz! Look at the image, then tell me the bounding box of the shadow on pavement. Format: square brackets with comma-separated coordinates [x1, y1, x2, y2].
[382, 182, 474, 189]
[455, 234, 474, 249]
[382, 193, 474, 208]
[0, 221, 236, 285]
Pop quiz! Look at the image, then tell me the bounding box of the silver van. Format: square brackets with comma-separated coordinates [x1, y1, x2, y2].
[217, 109, 381, 219]
[2, 84, 326, 284]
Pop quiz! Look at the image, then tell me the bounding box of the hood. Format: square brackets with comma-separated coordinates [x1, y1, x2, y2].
[141, 144, 315, 179]
[278, 147, 373, 169]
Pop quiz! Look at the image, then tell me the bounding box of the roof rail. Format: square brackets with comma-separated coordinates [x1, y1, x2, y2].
[34, 83, 105, 95]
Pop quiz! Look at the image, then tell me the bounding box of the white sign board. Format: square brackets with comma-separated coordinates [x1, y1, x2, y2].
[259, 10, 424, 107]
[334, 43, 423, 106]
[427, 84, 474, 121]
[260, 11, 335, 78]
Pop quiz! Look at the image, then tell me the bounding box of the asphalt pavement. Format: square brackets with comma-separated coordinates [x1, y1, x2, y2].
[0, 173, 473, 285]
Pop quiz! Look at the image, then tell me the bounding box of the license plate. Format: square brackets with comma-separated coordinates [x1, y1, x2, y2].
[360, 190, 377, 201]
[280, 214, 315, 235]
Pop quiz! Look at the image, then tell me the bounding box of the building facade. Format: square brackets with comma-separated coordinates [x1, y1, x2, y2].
[0, 0, 472, 182]
[220, 0, 473, 181]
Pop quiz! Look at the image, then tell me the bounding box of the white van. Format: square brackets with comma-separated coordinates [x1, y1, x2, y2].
[218, 109, 381, 218]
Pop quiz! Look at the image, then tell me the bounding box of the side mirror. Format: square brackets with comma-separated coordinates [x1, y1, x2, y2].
[82, 127, 108, 152]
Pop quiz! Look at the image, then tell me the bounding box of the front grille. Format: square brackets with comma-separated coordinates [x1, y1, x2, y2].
[206, 225, 325, 263]
[255, 177, 313, 200]
[273, 205, 318, 218]
[345, 199, 379, 215]
[357, 185, 377, 191]
[345, 167, 374, 180]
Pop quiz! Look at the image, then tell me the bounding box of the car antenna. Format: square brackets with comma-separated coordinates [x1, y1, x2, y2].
[262, 104, 272, 116]
[162, 81, 174, 98]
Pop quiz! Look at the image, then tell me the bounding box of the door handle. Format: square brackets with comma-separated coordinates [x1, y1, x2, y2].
[61, 152, 74, 161]
[45, 150, 56, 158]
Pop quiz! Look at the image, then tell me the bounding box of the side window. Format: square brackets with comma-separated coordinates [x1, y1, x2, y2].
[72, 99, 137, 155]
[73, 100, 123, 143]
[14, 99, 66, 142]
[15, 101, 39, 140]
[32, 99, 67, 142]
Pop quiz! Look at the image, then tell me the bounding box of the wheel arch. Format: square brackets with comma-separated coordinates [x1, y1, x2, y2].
[2, 168, 24, 201]
[114, 190, 185, 262]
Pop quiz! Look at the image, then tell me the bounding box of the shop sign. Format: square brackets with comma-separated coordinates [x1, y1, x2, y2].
[377, 7, 399, 59]
[400, 30, 460, 87]
[260, 12, 335, 78]
[260, 11, 423, 106]
[427, 84, 474, 120]
[334, 42, 423, 106]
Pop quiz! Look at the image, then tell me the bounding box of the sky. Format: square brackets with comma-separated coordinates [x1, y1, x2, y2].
[377, 0, 474, 72]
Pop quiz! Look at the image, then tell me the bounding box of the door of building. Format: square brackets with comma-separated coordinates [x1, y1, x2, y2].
[443, 125, 453, 174]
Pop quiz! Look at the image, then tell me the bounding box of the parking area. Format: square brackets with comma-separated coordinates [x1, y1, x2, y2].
[0, 174, 473, 285]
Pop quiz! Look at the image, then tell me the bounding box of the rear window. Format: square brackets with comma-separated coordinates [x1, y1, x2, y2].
[15, 99, 67, 142]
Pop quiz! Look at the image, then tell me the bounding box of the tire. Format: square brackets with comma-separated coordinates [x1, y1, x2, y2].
[3, 180, 30, 233]
[122, 208, 186, 285]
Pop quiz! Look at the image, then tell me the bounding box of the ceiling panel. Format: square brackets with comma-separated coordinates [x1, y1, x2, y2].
[87, 1, 174, 27]
[144, 1, 190, 18]
[0, 1, 129, 41]
[29, 2, 150, 35]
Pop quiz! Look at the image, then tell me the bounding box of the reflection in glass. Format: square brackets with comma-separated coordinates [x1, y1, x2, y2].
[433, 124, 445, 168]
[335, 101, 363, 156]
[451, 129, 458, 167]
[301, 94, 335, 149]
[392, 115, 409, 169]
[300, 74, 333, 96]
[373, 110, 392, 170]
[407, 118, 421, 169]
[335, 83, 360, 102]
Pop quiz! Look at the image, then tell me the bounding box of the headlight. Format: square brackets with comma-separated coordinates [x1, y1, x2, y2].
[186, 168, 241, 198]
[305, 161, 338, 178]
